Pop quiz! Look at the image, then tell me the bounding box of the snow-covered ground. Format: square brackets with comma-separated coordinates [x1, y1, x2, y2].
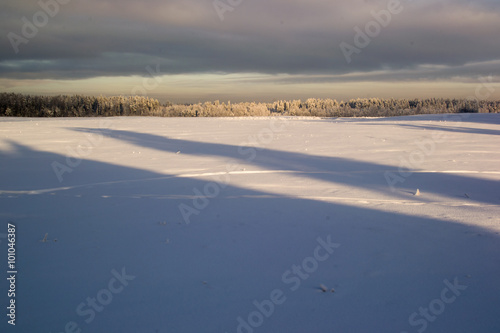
[1, 114, 499, 333]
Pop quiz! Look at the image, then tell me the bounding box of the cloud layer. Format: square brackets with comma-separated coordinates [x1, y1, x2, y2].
[1, 0, 500, 100]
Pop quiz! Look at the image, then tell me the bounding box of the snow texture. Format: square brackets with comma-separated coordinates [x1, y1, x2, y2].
[0, 114, 499, 333]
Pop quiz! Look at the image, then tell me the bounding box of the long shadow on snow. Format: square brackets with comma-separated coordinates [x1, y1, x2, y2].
[1, 139, 499, 333]
[70, 127, 500, 205]
[362, 123, 500, 136]
[299, 113, 500, 135]
[319, 113, 500, 125]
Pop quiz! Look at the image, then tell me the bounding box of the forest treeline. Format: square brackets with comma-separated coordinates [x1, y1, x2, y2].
[0, 93, 499, 118]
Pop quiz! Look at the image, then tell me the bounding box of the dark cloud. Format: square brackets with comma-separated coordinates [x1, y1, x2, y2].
[1, 0, 499, 84]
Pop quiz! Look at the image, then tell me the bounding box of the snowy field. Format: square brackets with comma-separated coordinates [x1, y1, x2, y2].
[1, 114, 500, 333]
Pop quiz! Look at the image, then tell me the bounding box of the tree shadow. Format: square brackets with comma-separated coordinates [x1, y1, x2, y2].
[307, 113, 500, 125]
[1, 136, 499, 332]
[69, 127, 500, 205]
[365, 123, 500, 136]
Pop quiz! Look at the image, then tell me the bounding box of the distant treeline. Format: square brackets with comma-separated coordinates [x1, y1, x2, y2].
[1, 93, 499, 118]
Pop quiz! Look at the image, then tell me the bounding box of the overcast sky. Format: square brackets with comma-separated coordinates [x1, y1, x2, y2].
[1, 0, 500, 102]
